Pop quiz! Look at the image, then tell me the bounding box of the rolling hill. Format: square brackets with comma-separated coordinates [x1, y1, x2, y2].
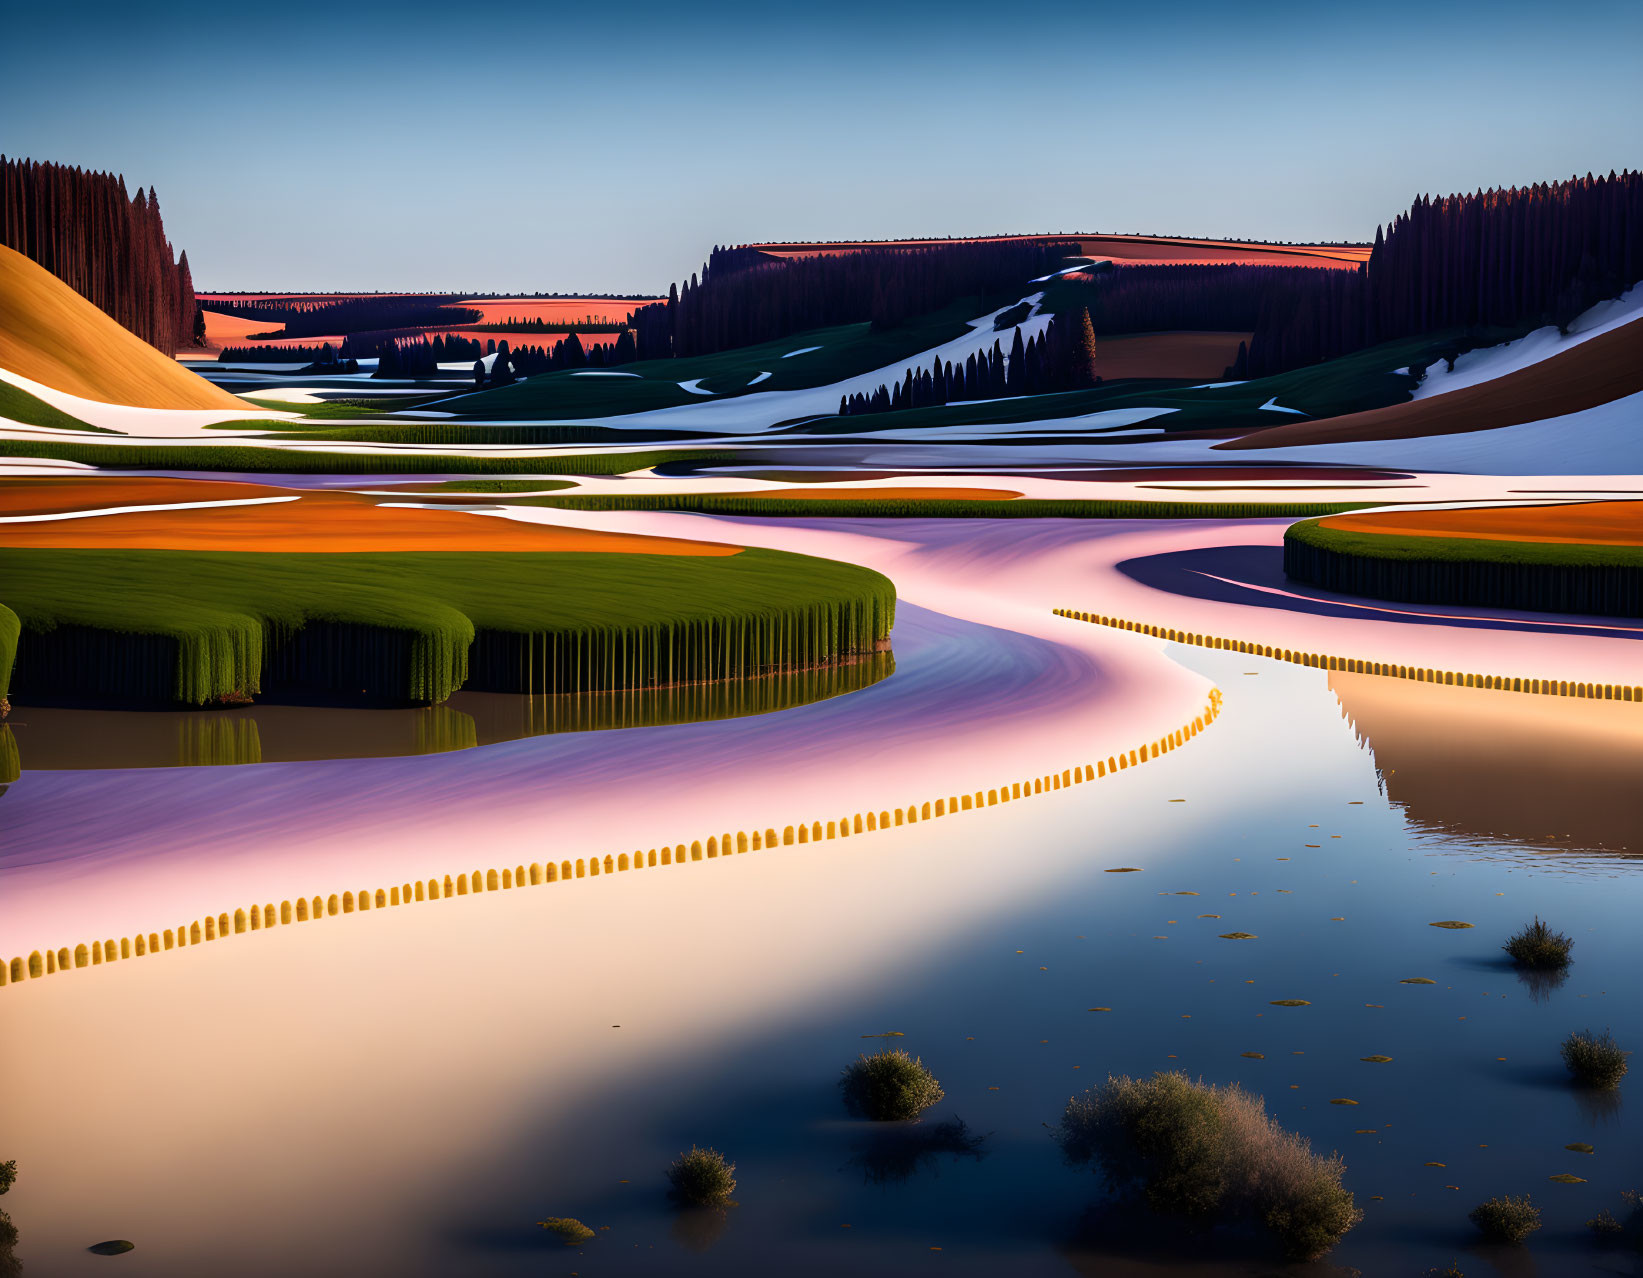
[0, 244, 245, 411]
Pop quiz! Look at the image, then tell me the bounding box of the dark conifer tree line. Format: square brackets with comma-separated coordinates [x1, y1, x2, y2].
[1245, 171, 1642, 375]
[630, 240, 1078, 359]
[840, 308, 1101, 417]
[199, 296, 482, 338]
[1, 155, 202, 352]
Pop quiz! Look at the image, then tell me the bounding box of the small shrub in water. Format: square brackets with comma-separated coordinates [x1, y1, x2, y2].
[666, 1146, 736, 1207]
[1502, 917, 1573, 969]
[1423, 1267, 1465, 1278]
[840, 1048, 945, 1122]
[537, 1217, 594, 1246]
[1561, 1028, 1629, 1090]
[1587, 1208, 1622, 1237]
[1057, 1071, 1362, 1261]
[1469, 1194, 1541, 1245]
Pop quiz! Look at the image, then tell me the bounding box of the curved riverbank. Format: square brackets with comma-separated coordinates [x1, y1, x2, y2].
[1285, 502, 1643, 619]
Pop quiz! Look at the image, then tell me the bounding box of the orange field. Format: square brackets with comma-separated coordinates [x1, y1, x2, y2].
[1220, 318, 1643, 450]
[751, 234, 1369, 269]
[0, 245, 247, 411]
[0, 477, 293, 517]
[1095, 331, 1250, 380]
[0, 484, 738, 555]
[456, 298, 657, 325]
[1317, 500, 1643, 548]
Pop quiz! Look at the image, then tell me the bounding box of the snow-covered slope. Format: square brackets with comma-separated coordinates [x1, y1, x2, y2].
[1413, 285, 1643, 399]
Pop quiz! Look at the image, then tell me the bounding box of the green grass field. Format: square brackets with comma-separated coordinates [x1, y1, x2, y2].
[0, 546, 896, 706]
[1286, 518, 1643, 570]
[787, 329, 1523, 437]
[1285, 517, 1643, 618]
[435, 299, 997, 419]
[0, 381, 111, 432]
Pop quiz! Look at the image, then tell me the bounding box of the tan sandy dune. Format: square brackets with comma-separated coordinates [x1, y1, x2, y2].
[0, 245, 245, 411]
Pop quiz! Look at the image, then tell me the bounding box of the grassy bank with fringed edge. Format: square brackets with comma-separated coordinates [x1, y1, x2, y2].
[1052, 608, 1643, 703]
[1285, 517, 1643, 619]
[0, 602, 17, 706]
[0, 439, 732, 475]
[511, 495, 1383, 519]
[1, 547, 896, 706]
[0, 690, 1223, 994]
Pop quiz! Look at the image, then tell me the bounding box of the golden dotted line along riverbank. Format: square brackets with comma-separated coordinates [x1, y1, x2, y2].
[1, 693, 1224, 993]
[1053, 608, 1642, 703]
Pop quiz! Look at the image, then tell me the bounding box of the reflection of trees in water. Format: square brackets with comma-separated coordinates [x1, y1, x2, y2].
[3, 653, 894, 774]
[1573, 1084, 1624, 1128]
[1515, 965, 1572, 1003]
[845, 1117, 988, 1186]
[1329, 672, 1643, 859]
[669, 1205, 731, 1253]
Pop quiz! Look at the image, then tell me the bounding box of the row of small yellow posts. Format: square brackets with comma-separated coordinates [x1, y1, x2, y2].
[1, 692, 1224, 993]
[1053, 609, 1643, 703]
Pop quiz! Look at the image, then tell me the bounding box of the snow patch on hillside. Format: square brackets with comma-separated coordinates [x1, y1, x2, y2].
[0, 365, 298, 436]
[1413, 285, 1643, 399]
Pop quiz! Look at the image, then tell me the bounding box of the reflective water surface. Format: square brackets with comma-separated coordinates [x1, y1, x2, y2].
[1, 525, 1639, 1278]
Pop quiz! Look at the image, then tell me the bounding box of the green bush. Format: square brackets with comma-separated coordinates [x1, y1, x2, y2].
[1503, 917, 1574, 969]
[536, 1217, 594, 1246]
[1058, 1071, 1362, 1261]
[840, 1049, 946, 1122]
[1562, 1029, 1629, 1090]
[666, 1146, 736, 1207]
[1469, 1194, 1541, 1244]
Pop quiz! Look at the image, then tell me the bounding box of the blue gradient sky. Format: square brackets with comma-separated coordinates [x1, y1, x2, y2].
[4, 1, 1638, 293]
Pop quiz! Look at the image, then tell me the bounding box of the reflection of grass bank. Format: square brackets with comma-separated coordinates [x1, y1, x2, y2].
[0, 691, 1223, 995]
[1054, 608, 1643, 704]
[1, 547, 895, 706]
[6, 654, 896, 771]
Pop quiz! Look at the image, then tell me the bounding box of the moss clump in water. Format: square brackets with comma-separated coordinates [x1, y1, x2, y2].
[1218, 932, 1258, 940]
[1502, 917, 1574, 969]
[1429, 921, 1474, 930]
[1360, 1055, 1393, 1063]
[1269, 1000, 1311, 1007]
[87, 1240, 135, 1255]
[536, 1218, 594, 1246]
[1468, 1194, 1541, 1244]
[841, 1048, 945, 1121]
[1547, 1174, 1588, 1184]
[1400, 978, 1437, 985]
[1561, 1028, 1629, 1090]
[665, 1146, 737, 1207]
